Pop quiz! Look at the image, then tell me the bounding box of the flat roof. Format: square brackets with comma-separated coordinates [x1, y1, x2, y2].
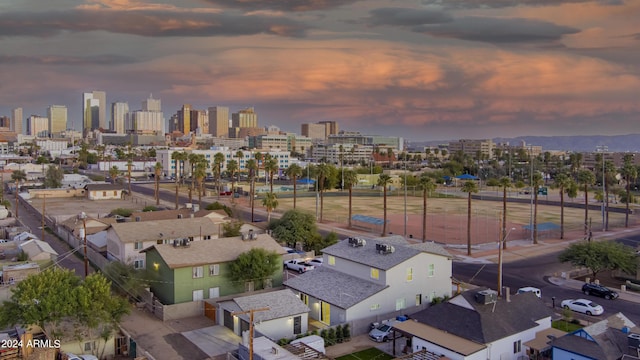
[393, 320, 486, 356]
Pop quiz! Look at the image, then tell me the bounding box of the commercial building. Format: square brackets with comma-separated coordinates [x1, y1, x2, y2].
[11, 107, 23, 134]
[82, 90, 107, 134]
[27, 115, 48, 137]
[47, 105, 68, 136]
[111, 101, 129, 134]
[208, 106, 229, 138]
[301, 123, 326, 141]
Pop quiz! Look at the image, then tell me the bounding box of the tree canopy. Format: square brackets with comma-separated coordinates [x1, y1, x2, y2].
[227, 248, 280, 290]
[44, 164, 64, 188]
[558, 240, 637, 280]
[270, 209, 318, 248]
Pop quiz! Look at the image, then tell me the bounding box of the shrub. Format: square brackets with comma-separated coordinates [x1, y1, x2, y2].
[336, 325, 343, 343]
[342, 324, 351, 341]
[326, 328, 336, 346]
[111, 208, 133, 217]
[205, 201, 233, 216]
[142, 205, 158, 212]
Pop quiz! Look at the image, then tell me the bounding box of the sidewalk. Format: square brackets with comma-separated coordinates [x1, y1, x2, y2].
[548, 276, 640, 304]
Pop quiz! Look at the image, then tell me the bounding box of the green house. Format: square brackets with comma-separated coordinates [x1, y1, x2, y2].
[143, 233, 286, 305]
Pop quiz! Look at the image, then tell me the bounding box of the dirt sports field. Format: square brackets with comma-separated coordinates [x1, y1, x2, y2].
[251, 187, 639, 248]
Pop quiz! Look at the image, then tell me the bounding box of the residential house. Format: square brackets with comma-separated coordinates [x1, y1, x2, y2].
[551, 312, 640, 360]
[142, 232, 286, 304]
[393, 288, 554, 360]
[127, 207, 229, 223]
[19, 239, 58, 261]
[218, 289, 310, 340]
[2, 263, 40, 285]
[284, 236, 452, 327]
[85, 183, 125, 200]
[106, 217, 223, 269]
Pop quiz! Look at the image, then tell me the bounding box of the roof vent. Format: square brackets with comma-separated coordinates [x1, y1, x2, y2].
[173, 239, 180, 247]
[348, 237, 366, 247]
[629, 333, 640, 348]
[375, 243, 395, 254]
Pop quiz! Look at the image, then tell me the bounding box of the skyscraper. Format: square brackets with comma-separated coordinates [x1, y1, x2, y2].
[28, 115, 48, 137]
[111, 101, 129, 134]
[11, 107, 23, 134]
[142, 94, 161, 112]
[208, 106, 229, 138]
[231, 107, 258, 128]
[47, 105, 68, 136]
[129, 95, 164, 134]
[177, 104, 193, 134]
[83, 90, 106, 134]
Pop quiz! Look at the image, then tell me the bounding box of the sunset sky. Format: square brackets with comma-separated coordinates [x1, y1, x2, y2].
[1, 0, 639, 142]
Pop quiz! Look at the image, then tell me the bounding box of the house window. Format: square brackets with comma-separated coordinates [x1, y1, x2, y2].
[416, 294, 422, 306]
[209, 264, 219, 276]
[370, 268, 379, 280]
[204, 235, 211, 240]
[428, 264, 435, 277]
[328, 255, 335, 266]
[84, 341, 95, 352]
[300, 293, 309, 305]
[293, 316, 302, 335]
[370, 304, 380, 311]
[133, 259, 144, 269]
[513, 340, 521, 353]
[406, 267, 413, 281]
[209, 287, 220, 299]
[193, 289, 203, 301]
[134, 242, 143, 250]
[193, 266, 203, 278]
[396, 298, 406, 311]
[102, 191, 107, 197]
[245, 281, 254, 292]
[113, 191, 117, 196]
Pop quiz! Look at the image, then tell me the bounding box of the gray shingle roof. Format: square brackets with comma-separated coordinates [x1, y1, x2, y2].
[321, 236, 449, 270]
[230, 289, 310, 323]
[143, 233, 286, 268]
[284, 267, 387, 309]
[110, 217, 220, 243]
[411, 288, 554, 344]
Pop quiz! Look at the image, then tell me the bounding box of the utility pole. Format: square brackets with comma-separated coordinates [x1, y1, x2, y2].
[78, 212, 89, 277]
[14, 180, 18, 219]
[596, 145, 608, 232]
[232, 307, 270, 360]
[41, 195, 46, 241]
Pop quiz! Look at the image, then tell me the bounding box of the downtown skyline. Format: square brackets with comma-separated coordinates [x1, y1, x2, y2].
[0, 0, 639, 142]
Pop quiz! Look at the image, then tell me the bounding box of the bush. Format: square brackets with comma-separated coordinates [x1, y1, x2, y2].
[335, 325, 343, 343]
[326, 328, 336, 346]
[111, 208, 133, 217]
[205, 201, 233, 216]
[142, 205, 158, 212]
[342, 324, 351, 341]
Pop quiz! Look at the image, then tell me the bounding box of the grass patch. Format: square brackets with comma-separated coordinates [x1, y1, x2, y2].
[336, 348, 394, 360]
[552, 319, 582, 332]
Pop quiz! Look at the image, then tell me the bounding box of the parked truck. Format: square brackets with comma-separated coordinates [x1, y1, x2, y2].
[283, 259, 315, 273]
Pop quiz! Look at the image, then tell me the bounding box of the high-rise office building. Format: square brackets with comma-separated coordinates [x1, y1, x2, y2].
[11, 107, 23, 134]
[47, 105, 68, 136]
[301, 123, 326, 140]
[111, 102, 129, 134]
[83, 90, 107, 134]
[177, 104, 193, 134]
[128, 96, 164, 134]
[28, 115, 48, 137]
[318, 121, 339, 136]
[231, 107, 258, 128]
[208, 106, 229, 138]
[142, 95, 161, 112]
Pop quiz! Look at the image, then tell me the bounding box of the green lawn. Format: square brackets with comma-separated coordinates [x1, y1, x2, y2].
[336, 348, 394, 360]
[552, 319, 582, 332]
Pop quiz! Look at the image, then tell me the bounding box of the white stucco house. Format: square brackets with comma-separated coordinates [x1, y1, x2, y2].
[218, 289, 310, 341]
[106, 217, 222, 269]
[85, 183, 125, 200]
[393, 288, 554, 360]
[284, 235, 452, 327]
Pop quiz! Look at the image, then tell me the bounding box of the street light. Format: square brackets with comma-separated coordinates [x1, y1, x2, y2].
[498, 227, 517, 297]
[528, 146, 534, 243]
[77, 211, 89, 277]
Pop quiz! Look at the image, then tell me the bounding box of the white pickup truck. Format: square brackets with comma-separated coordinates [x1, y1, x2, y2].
[284, 259, 315, 273]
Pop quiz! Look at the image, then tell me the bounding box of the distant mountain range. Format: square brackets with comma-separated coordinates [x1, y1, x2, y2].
[413, 134, 640, 153]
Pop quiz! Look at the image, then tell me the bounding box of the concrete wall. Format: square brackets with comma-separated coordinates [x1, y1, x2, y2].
[254, 314, 309, 341]
[28, 188, 86, 199]
[161, 300, 202, 321]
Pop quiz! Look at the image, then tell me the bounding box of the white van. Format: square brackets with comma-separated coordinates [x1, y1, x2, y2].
[517, 287, 541, 298]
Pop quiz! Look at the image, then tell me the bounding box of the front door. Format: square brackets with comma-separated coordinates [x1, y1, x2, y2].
[321, 302, 330, 325]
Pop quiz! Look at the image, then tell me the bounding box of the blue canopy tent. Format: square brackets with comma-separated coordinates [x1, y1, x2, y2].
[297, 178, 316, 184]
[523, 222, 560, 240]
[455, 174, 479, 180]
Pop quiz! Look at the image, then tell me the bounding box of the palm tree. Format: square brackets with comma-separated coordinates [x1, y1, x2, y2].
[154, 162, 163, 206]
[377, 174, 393, 237]
[577, 169, 596, 237]
[227, 160, 238, 203]
[461, 180, 478, 256]
[262, 192, 278, 223]
[285, 164, 303, 209]
[194, 161, 207, 208]
[235, 150, 244, 187]
[418, 173, 436, 242]
[531, 172, 544, 244]
[264, 156, 278, 193]
[187, 153, 202, 203]
[246, 159, 258, 222]
[316, 163, 332, 223]
[213, 152, 225, 200]
[603, 160, 616, 231]
[621, 157, 637, 228]
[553, 173, 571, 239]
[126, 158, 133, 197]
[109, 165, 119, 184]
[343, 169, 359, 228]
[171, 151, 188, 209]
[498, 176, 512, 249]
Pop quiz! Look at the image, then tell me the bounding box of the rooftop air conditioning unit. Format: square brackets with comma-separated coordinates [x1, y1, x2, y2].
[182, 238, 190, 247]
[241, 233, 248, 240]
[349, 237, 365, 247]
[173, 239, 179, 247]
[628, 333, 640, 348]
[474, 289, 498, 305]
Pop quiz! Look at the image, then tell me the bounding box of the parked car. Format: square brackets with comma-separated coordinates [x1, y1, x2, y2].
[308, 257, 323, 267]
[561, 299, 604, 316]
[283, 259, 315, 273]
[517, 287, 541, 298]
[369, 321, 400, 342]
[582, 283, 619, 300]
[66, 353, 99, 360]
